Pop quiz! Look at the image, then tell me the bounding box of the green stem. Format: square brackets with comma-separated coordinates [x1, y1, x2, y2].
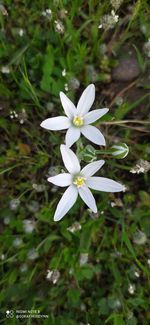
[107, 161, 131, 170]
[95, 150, 114, 155]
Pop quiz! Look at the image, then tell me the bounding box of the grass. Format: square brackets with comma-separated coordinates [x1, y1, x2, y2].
[0, 0, 150, 324]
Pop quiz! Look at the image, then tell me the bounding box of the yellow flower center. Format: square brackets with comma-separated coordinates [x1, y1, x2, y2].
[73, 176, 85, 188]
[73, 115, 84, 127]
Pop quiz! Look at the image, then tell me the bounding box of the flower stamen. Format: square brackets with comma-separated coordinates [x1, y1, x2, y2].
[73, 115, 84, 127]
[73, 176, 85, 188]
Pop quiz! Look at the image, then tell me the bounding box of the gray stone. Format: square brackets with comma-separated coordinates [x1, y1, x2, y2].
[112, 57, 140, 81]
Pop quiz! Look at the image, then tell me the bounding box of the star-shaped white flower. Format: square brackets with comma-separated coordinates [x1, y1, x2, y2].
[48, 145, 124, 221]
[41, 84, 109, 147]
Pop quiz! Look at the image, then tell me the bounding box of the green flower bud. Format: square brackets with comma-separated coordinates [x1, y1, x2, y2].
[111, 143, 129, 159]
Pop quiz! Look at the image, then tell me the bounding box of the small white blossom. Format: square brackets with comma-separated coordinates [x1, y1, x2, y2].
[68, 77, 80, 90]
[130, 160, 150, 174]
[9, 198, 20, 210]
[9, 110, 18, 119]
[111, 202, 116, 207]
[18, 28, 24, 37]
[20, 263, 28, 273]
[46, 269, 60, 284]
[23, 219, 35, 233]
[122, 185, 127, 192]
[147, 259, 150, 268]
[27, 248, 38, 261]
[115, 96, 124, 106]
[18, 108, 27, 124]
[62, 69, 66, 76]
[41, 84, 109, 148]
[111, 10, 119, 22]
[79, 253, 88, 266]
[1, 254, 5, 260]
[47, 145, 124, 221]
[42, 8, 52, 19]
[99, 10, 119, 30]
[64, 83, 68, 91]
[80, 303, 86, 311]
[1, 66, 10, 74]
[134, 271, 140, 278]
[13, 238, 23, 247]
[133, 230, 147, 245]
[4, 217, 10, 225]
[128, 283, 135, 295]
[54, 20, 65, 34]
[0, 4, 8, 16]
[45, 9, 52, 15]
[67, 222, 82, 233]
[111, 198, 123, 207]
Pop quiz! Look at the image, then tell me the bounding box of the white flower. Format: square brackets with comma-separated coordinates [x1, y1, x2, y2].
[111, 10, 119, 22]
[48, 145, 124, 221]
[128, 283, 135, 295]
[13, 238, 23, 247]
[42, 8, 52, 19]
[62, 68, 66, 76]
[64, 83, 68, 91]
[41, 84, 109, 147]
[130, 159, 150, 174]
[23, 219, 35, 233]
[18, 28, 24, 37]
[79, 253, 88, 266]
[54, 20, 65, 34]
[46, 269, 60, 284]
[67, 222, 82, 233]
[27, 248, 38, 260]
[1, 66, 10, 74]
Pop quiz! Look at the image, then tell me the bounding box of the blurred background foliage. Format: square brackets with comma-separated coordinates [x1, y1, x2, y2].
[0, 0, 150, 324]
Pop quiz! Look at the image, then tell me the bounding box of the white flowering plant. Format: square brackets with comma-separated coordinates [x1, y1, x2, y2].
[1, 1, 150, 323]
[41, 84, 126, 221]
[41, 84, 109, 147]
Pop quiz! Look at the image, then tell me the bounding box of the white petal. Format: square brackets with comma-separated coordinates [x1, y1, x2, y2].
[81, 160, 105, 178]
[60, 144, 81, 174]
[77, 84, 95, 115]
[84, 108, 109, 125]
[40, 116, 70, 130]
[65, 126, 81, 148]
[60, 92, 76, 118]
[54, 185, 78, 221]
[79, 186, 97, 213]
[81, 125, 106, 146]
[86, 177, 124, 192]
[48, 173, 72, 187]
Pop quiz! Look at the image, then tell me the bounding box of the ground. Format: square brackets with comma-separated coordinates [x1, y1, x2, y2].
[0, 1, 150, 324]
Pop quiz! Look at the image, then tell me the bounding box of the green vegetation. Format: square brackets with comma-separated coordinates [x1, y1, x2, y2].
[0, 0, 150, 324]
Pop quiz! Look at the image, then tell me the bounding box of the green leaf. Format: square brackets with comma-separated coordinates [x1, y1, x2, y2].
[40, 45, 54, 92]
[106, 313, 125, 325]
[67, 288, 80, 306]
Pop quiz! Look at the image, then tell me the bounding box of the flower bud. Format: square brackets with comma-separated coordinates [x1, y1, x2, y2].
[111, 143, 129, 159]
